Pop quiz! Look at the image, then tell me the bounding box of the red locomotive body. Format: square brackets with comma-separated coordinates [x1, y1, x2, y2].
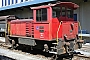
[10, 19, 33, 36]
[10, 2, 78, 41]
[33, 21, 78, 40]
[7, 2, 83, 59]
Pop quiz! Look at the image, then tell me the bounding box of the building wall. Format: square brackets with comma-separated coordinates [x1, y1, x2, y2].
[0, 0, 31, 7]
[0, 0, 54, 11]
[0, 0, 54, 19]
[75, 2, 90, 33]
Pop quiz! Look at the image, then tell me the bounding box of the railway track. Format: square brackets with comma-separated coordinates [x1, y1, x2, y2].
[0, 42, 52, 60]
[73, 55, 90, 60]
[0, 42, 90, 60]
[72, 43, 90, 60]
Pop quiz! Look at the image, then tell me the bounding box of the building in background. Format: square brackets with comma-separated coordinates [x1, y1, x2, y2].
[0, 0, 55, 18]
[73, 0, 90, 34]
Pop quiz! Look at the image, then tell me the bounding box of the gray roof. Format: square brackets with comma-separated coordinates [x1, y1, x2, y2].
[0, 15, 16, 20]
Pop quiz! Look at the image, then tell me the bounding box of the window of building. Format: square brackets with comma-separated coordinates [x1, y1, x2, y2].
[21, 0, 23, 2]
[16, 0, 18, 3]
[5, 0, 7, 6]
[8, 0, 10, 5]
[25, 0, 28, 1]
[12, 0, 14, 4]
[2, 0, 4, 6]
[36, 8, 47, 22]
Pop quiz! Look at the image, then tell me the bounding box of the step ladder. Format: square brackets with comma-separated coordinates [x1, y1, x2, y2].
[31, 23, 34, 38]
[26, 23, 30, 36]
[50, 21, 62, 54]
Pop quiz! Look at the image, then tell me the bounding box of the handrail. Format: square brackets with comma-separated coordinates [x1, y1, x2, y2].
[78, 21, 82, 40]
[8, 23, 10, 35]
[56, 21, 62, 44]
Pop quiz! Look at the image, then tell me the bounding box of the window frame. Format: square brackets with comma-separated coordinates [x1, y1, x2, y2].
[66, 7, 73, 18]
[25, 0, 28, 1]
[36, 8, 47, 22]
[21, 0, 23, 2]
[52, 6, 61, 18]
[52, 5, 74, 19]
[61, 6, 66, 17]
[16, 0, 18, 3]
[8, 0, 10, 5]
[5, 0, 7, 6]
[12, 0, 14, 4]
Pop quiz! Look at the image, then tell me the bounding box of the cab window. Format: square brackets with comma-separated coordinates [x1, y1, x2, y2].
[52, 6, 61, 18]
[67, 8, 73, 18]
[62, 7, 66, 17]
[36, 8, 47, 22]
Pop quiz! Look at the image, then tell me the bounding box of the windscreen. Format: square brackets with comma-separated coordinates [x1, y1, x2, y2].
[52, 6, 73, 19]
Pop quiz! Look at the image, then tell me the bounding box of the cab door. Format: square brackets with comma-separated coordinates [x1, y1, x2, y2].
[34, 8, 51, 40]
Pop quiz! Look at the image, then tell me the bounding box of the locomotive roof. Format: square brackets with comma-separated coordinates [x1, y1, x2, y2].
[30, 2, 79, 9]
[0, 15, 16, 20]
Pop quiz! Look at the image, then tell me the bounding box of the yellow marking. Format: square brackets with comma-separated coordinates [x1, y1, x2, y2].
[78, 21, 82, 40]
[56, 21, 62, 45]
[5, 22, 7, 37]
[8, 23, 10, 35]
[49, 23, 50, 40]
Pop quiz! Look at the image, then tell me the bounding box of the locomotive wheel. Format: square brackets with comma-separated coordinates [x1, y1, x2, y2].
[78, 43, 82, 49]
[11, 40, 15, 49]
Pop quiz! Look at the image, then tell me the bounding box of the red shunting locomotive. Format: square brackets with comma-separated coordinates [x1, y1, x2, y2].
[7, 2, 83, 59]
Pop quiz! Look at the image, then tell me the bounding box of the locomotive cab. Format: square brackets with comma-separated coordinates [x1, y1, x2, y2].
[51, 3, 79, 41]
[31, 2, 79, 41]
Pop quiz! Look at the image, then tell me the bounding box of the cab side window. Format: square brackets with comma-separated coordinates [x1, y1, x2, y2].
[52, 6, 61, 18]
[36, 8, 47, 22]
[62, 7, 66, 17]
[67, 8, 73, 18]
